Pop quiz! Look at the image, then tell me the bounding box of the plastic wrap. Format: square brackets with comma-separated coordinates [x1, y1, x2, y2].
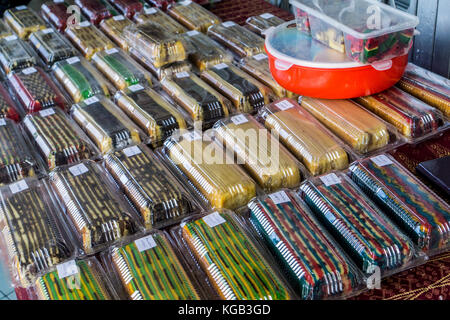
[349, 154, 450, 255]
[172, 210, 290, 300]
[182, 30, 233, 71]
[245, 13, 285, 37]
[29, 28, 78, 68]
[134, 7, 186, 34]
[7, 67, 67, 114]
[247, 190, 361, 299]
[145, 60, 192, 80]
[201, 63, 270, 114]
[397, 64, 450, 118]
[0, 119, 38, 185]
[0, 82, 20, 121]
[92, 48, 152, 90]
[213, 114, 302, 191]
[207, 22, 265, 58]
[34, 257, 115, 300]
[163, 132, 257, 210]
[71, 95, 142, 154]
[0, 36, 37, 75]
[108, 0, 143, 19]
[161, 71, 230, 128]
[299, 173, 415, 275]
[65, 21, 115, 60]
[167, 1, 221, 33]
[259, 99, 349, 176]
[114, 85, 186, 147]
[41, 1, 72, 32]
[0, 20, 14, 39]
[99, 15, 134, 51]
[355, 87, 445, 139]
[123, 22, 188, 68]
[23, 107, 96, 171]
[0, 178, 73, 287]
[300, 97, 390, 154]
[52, 56, 110, 103]
[75, 0, 113, 25]
[4, 6, 47, 39]
[49, 160, 139, 254]
[147, 0, 175, 11]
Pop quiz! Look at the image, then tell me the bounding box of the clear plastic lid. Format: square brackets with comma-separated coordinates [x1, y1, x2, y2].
[0, 19, 14, 39]
[109, 0, 143, 19]
[23, 107, 98, 171]
[52, 56, 110, 103]
[146, 60, 193, 80]
[162, 131, 257, 210]
[114, 85, 186, 147]
[172, 210, 291, 300]
[245, 13, 285, 37]
[0, 178, 74, 287]
[99, 15, 134, 51]
[167, 1, 221, 33]
[299, 172, 416, 275]
[29, 28, 78, 67]
[160, 71, 230, 129]
[49, 160, 140, 254]
[300, 97, 390, 154]
[75, 0, 113, 25]
[71, 95, 142, 154]
[134, 7, 187, 35]
[355, 87, 445, 139]
[0, 36, 37, 75]
[207, 21, 265, 58]
[247, 189, 361, 299]
[201, 63, 270, 114]
[4, 6, 47, 39]
[0, 82, 20, 121]
[213, 113, 302, 191]
[349, 154, 450, 255]
[92, 48, 153, 90]
[259, 98, 349, 176]
[41, 1, 72, 32]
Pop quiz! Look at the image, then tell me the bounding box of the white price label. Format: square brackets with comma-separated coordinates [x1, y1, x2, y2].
[128, 84, 144, 92]
[222, 21, 236, 28]
[15, 5, 27, 10]
[4, 35, 17, 41]
[231, 114, 248, 125]
[186, 30, 200, 37]
[260, 13, 275, 19]
[320, 173, 341, 187]
[275, 100, 294, 111]
[42, 28, 54, 34]
[183, 131, 202, 141]
[39, 108, 55, 117]
[69, 163, 89, 176]
[269, 191, 290, 204]
[54, 0, 65, 3]
[214, 63, 228, 70]
[135, 235, 157, 252]
[203, 212, 226, 228]
[113, 15, 125, 21]
[144, 8, 157, 14]
[56, 260, 79, 279]
[22, 67, 37, 75]
[176, 71, 190, 78]
[66, 56, 80, 64]
[84, 96, 99, 105]
[0, 119, 6, 126]
[105, 48, 119, 55]
[253, 53, 268, 61]
[371, 155, 393, 167]
[79, 21, 90, 27]
[9, 180, 28, 194]
[123, 145, 142, 157]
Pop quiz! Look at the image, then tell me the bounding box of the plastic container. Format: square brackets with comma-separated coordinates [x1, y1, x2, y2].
[0, 178, 73, 287]
[0, 82, 20, 121]
[147, 0, 175, 11]
[71, 95, 142, 154]
[134, 7, 187, 35]
[299, 172, 416, 275]
[247, 190, 362, 299]
[300, 97, 391, 154]
[201, 63, 270, 114]
[0, 119, 39, 185]
[102, 230, 202, 300]
[29, 28, 78, 68]
[265, 21, 409, 99]
[290, 0, 419, 64]
[167, 1, 221, 33]
[7, 66, 67, 114]
[396, 63, 450, 118]
[108, 0, 143, 19]
[99, 15, 134, 51]
[114, 85, 187, 147]
[0, 19, 14, 39]
[212, 113, 302, 192]
[33, 257, 117, 300]
[65, 21, 115, 60]
[259, 98, 349, 176]
[41, 1, 73, 32]
[123, 22, 189, 68]
[48, 160, 140, 254]
[22, 107, 97, 171]
[52, 56, 110, 103]
[92, 48, 153, 90]
[171, 210, 291, 300]
[246, 13, 285, 37]
[355, 87, 445, 139]
[182, 30, 233, 72]
[207, 21, 265, 58]
[75, 0, 113, 25]
[0, 36, 37, 75]
[145, 60, 193, 80]
[161, 71, 230, 129]
[4, 6, 47, 40]
[162, 131, 257, 211]
[349, 154, 450, 256]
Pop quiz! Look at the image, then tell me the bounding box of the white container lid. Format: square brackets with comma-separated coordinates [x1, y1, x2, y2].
[290, 0, 419, 40]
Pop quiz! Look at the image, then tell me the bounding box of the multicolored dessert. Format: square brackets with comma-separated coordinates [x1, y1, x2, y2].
[99, 15, 134, 51]
[167, 1, 220, 33]
[0, 36, 37, 74]
[75, 0, 113, 25]
[4, 6, 46, 39]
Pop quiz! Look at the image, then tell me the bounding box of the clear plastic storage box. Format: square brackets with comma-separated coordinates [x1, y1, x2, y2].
[167, 1, 221, 33]
[0, 36, 37, 75]
[75, 0, 113, 25]
[4, 6, 47, 40]
[99, 15, 134, 51]
[245, 13, 285, 37]
[134, 7, 187, 35]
